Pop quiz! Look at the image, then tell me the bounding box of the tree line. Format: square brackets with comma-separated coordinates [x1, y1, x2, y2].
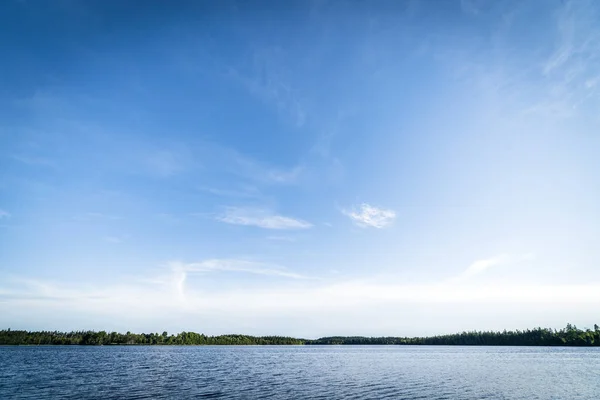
[0, 330, 304, 345]
[311, 324, 600, 346]
[1, 324, 598, 346]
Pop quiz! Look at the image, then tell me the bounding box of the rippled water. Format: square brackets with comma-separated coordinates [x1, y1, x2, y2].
[1, 345, 599, 399]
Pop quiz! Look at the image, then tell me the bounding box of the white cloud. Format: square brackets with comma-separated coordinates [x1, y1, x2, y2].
[342, 203, 396, 228]
[176, 259, 308, 280]
[123, 259, 310, 307]
[455, 253, 536, 281]
[0, 209, 11, 219]
[459, 255, 509, 279]
[217, 207, 312, 230]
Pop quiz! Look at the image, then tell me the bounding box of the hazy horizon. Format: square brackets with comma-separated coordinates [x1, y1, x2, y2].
[1, 0, 600, 338]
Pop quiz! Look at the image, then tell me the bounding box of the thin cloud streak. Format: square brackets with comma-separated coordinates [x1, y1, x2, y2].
[103, 235, 130, 244]
[11, 154, 57, 168]
[72, 212, 121, 222]
[162, 259, 310, 304]
[175, 259, 309, 280]
[266, 235, 296, 242]
[197, 185, 262, 199]
[217, 207, 312, 230]
[452, 254, 536, 282]
[459, 255, 510, 279]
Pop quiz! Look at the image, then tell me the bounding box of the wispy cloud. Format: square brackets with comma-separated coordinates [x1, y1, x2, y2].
[72, 212, 121, 222]
[142, 149, 189, 178]
[226, 46, 307, 128]
[266, 235, 296, 242]
[266, 165, 304, 184]
[150, 259, 311, 303]
[433, 0, 600, 119]
[0, 209, 11, 219]
[175, 259, 308, 280]
[459, 255, 509, 279]
[217, 207, 312, 230]
[460, 0, 485, 16]
[232, 152, 304, 185]
[103, 235, 130, 244]
[198, 185, 262, 199]
[154, 213, 181, 225]
[455, 253, 536, 281]
[11, 154, 57, 168]
[543, 0, 600, 109]
[542, 1, 592, 75]
[342, 203, 396, 228]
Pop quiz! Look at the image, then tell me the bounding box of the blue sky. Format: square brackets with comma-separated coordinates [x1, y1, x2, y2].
[1, 0, 599, 337]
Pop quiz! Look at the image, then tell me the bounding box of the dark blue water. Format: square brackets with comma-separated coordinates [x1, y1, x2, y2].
[1, 345, 599, 399]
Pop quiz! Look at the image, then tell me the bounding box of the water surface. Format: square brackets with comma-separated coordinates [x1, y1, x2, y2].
[1, 345, 599, 399]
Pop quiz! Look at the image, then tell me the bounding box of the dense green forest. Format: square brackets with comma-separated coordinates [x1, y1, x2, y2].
[0, 330, 304, 345]
[1, 324, 599, 346]
[311, 324, 600, 346]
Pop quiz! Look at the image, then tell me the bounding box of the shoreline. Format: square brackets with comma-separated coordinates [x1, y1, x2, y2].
[2, 324, 599, 346]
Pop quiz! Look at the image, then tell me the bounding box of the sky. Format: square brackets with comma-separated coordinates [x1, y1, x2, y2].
[1, 0, 599, 338]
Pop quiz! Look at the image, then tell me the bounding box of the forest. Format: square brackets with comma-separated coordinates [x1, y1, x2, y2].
[1, 324, 598, 346]
[311, 324, 600, 346]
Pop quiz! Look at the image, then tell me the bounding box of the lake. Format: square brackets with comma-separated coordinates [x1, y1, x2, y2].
[1, 346, 599, 399]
